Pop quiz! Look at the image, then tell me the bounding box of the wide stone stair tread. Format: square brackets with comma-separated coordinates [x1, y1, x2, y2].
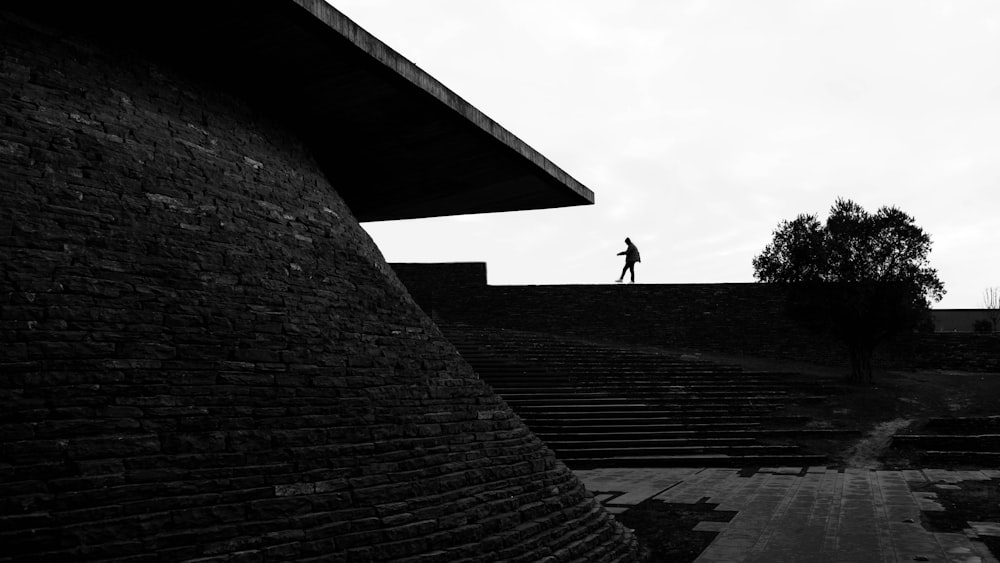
[510, 405, 786, 414]
[562, 453, 829, 469]
[501, 391, 795, 401]
[922, 415, 1000, 432]
[510, 404, 786, 415]
[514, 416, 801, 433]
[551, 443, 807, 455]
[545, 436, 758, 447]
[892, 434, 1000, 451]
[920, 451, 1000, 464]
[465, 362, 748, 371]
[464, 361, 762, 371]
[493, 381, 800, 390]
[493, 384, 795, 393]
[508, 397, 790, 407]
[528, 422, 763, 433]
[497, 389, 803, 399]
[541, 428, 860, 440]
[510, 404, 790, 414]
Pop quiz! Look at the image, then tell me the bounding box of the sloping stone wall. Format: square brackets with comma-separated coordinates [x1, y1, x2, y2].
[0, 13, 637, 562]
[393, 263, 1000, 373]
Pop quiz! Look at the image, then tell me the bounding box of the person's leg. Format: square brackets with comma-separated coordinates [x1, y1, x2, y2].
[628, 262, 635, 282]
[618, 264, 628, 281]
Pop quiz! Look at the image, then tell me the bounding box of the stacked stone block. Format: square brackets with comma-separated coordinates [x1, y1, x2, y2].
[0, 11, 637, 562]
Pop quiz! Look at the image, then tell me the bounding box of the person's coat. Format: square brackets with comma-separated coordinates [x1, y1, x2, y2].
[619, 242, 640, 264]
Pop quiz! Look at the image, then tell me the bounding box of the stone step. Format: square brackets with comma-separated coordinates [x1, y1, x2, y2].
[476, 368, 783, 376]
[540, 428, 860, 441]
[519, 412, 779, 424]
[519, 414, 810, 426]
[505, 400, 791, 410]
[529, 422, 762, 433]
[491, 384, 798, 393]
[483, 376, 770, 385]
[892, 434, 1000, 451]
[547, 444, 803, 457]
[491, 385, 795, 394]
[923, 416, 1000, 433]
[919, 450, 1000, 465]
[545, 437, 757, 448]
[471, 361, 698, 369]
[499, 389, 793, 398]
[510, 403, 787, 413]
[463, 363, 756, 371]
[486, 377, 789, 386]
[561, 453, 828, 469]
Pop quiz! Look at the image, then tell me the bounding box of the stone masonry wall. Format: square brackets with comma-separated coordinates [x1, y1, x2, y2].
[0, 13, 637, 562]
[394, 263, 1000, 373]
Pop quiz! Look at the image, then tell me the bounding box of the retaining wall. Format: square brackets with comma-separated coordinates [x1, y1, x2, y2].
[0, 12, 636, 562]
[392, 263, 1000, 373]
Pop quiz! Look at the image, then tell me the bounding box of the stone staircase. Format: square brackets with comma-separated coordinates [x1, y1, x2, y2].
[439, 322, 846, 469]
[891, 415, 1000, 466]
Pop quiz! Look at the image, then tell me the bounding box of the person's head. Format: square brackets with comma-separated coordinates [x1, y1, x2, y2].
[624, 237, 632, 245]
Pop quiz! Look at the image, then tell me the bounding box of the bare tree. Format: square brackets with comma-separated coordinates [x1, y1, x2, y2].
[985, 287, 1000, 333]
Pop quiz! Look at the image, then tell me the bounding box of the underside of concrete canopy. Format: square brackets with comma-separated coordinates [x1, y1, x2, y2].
[14, 0, 593, 222]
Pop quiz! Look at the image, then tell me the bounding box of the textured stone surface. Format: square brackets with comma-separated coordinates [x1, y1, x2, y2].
[0, 12, 637, 562]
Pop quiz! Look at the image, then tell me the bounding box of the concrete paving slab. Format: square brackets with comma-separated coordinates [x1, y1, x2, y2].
[760, 466, 803, 475]
[970, 522, 1000, 537]
[575, 466, 1000, 563]
[693, 521, 730, 532]
[914, 491, 946, 511]
[574, 467, 699, 506]
[592, 493, 616, 504]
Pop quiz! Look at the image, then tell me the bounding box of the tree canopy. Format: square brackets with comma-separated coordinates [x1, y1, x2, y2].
[753, 198, 944, 382]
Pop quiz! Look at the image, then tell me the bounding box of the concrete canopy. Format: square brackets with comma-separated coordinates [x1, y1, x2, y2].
[20, 0, 594, 222]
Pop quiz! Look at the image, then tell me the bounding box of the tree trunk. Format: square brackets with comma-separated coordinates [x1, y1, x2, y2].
[847, 343, 873, 383]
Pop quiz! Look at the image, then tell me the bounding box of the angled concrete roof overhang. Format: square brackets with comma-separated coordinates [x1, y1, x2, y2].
[11, 0, 594, 221]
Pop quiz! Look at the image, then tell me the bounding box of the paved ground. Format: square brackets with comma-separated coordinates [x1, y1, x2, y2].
[576, 467, 1000, 563]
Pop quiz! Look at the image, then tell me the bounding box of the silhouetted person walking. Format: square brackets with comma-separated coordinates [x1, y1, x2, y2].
[616, 237, 640, 283]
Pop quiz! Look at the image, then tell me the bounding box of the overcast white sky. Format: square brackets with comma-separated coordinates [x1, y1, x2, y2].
[333, 1, 999, 309]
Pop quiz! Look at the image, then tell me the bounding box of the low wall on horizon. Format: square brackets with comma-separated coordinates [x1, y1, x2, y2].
[392, 263, 1000, 373]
